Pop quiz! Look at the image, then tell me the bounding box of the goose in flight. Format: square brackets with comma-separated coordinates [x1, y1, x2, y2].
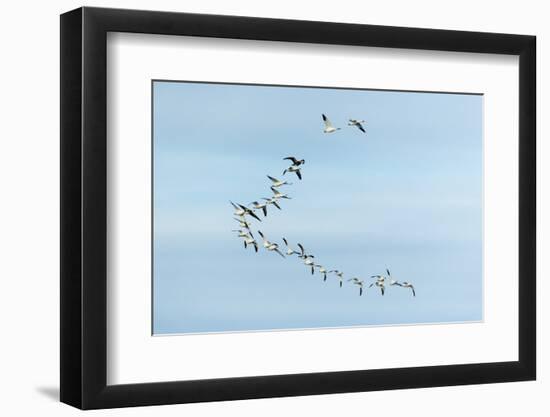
[262, 197, 282, 210]
[297, 243, 314, 259]
[385, 268, 401, 287]
[329, 270, 344, 287]
[232, 229, 249, 238]
[230, 201, 262, 222]
[234, 217, 252, 230]
[257, 230, 272, 249]
[304, 256, 316, 274]
[282, 238, 301, 256]
[315, 264, 328, 281]
[348, 118, 366, 133]
[283, 156, 305, 167]
[297, 243, 315, 274]
[250, 200, 268, 217]
[271, 187, 291, 200]
[242, 231, 259, 252]
[322, 114, 341, 133]
[257, 231, 285, 258]
[282, 165, 302, 180]
[395, 281, 416, 297]
[267, 175, 292, 188]
[369, 279, 386, 296]
[348, 277, 365, 296]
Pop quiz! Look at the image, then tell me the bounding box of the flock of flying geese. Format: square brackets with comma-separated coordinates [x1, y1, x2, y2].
[230, 114, 416, 298]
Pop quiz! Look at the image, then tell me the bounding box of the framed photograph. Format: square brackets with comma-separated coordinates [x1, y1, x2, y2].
[60, 6, 536, 409]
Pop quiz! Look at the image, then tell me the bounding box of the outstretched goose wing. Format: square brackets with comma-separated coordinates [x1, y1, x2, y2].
[247, 210, 262, 222]
[322, 114, 334, 129]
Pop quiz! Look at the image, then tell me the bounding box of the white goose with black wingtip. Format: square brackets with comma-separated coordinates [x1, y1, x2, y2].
[230, 201, 262, 222]
[297, 243, 315, 274]
[322, 114, 341, 133]
[329, 270, 344, 287]
[315, 264, 328, 281]
[262, 196, 282, 210]
[282, 165, 302, 180]
[271, 187, 291, 200]
[282, 238, 301, 256]
[396, 281, 416, 297]
[267, 175, 292, 188]
[250, 200, 268, 217]
[257, 231, 285, 258]
[242, 231, 259, 253]
[348, 277, 365, 296]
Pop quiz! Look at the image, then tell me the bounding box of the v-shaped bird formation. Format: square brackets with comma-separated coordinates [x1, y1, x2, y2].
[230, 114, 416, 298]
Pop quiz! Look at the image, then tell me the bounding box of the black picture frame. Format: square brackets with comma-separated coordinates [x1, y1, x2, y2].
[60, 6, 536, 410]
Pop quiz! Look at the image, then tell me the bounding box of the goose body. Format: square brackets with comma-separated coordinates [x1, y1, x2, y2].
[232, 229, 249, 238]
[322, 114, 341, 133]
[250, 200, 268, 217]
[230, 201, 262, 221]
[369, 278, 386, 296]
[234, 216, 252, 230]
[257, 231, 285, 258]
[262, 197, 282, 210]
[267, 175, 292, 187]
[297, 243, 316, 274]
[348, 118, 366, 133]
[282, 238, 301, 256]
[271, 187, 291, 200]
[348, 277, 365, 296]
[242, 231, 259, 252]
[329, 270, 344, 287]
[315, 265, 328, 281]
[282, 165, 302, 180]
[396, 281, 416, 296]
[304, 256, 315, 274]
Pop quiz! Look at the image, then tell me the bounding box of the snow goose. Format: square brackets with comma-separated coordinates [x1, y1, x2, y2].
[315, 264, 328, 281]
[232, 229, 249, 238]
[396, 281, 416, 297]
[234, 217, 252, 230]
[385, 268, 401, 287]
[348, 118, 366, 133]
[271, 187, 291, 200]
[242, 231, 259, 253]
[322, 114, 341, 133]
[282, 238, 301, 256]
[283, 156, 305, 167]
[262, 197, 282, 210]
[297, 243, 315, 274]
[257, 231, 285, 258]
[329, 270, 344, 287]
[347, 277, 365, 296]
[282, 165, 302, 180]
[267, 175, 292, 188]
[250, 200, 268, 217]
[230, 201, 262, 222]
[369, 278, 386, 296]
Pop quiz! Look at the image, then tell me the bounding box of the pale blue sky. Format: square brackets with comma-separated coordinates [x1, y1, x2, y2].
[152, 80, 483, 335]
